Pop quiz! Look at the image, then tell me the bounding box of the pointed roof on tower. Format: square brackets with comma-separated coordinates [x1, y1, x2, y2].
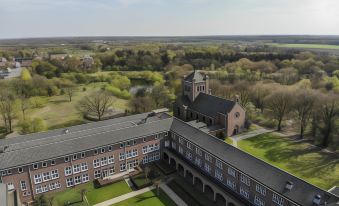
[184, 70, 205, 82]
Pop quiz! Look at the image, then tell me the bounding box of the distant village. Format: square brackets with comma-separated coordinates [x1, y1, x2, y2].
[0, 54, 93, 79]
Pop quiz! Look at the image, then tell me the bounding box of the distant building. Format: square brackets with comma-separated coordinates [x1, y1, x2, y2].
[173, 71, 246, 137]
[14, 58, 33, 67]
[49, 53, 68, 60]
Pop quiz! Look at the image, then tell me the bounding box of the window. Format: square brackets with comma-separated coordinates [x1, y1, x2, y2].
[49, 182, 60, 191]
[120, 143, 124, 148]
[171, 142, 176, 149]
[186, 142, 192, 150]
[215, 170, 223, 181]
[51, 170, 59, 179]
[196, 148, 202, 156]
[101, 148, 105, 153]
[185, 151, 192, 160]
[64, 156, 70, 162]
[179, 146, 183, 154]
[36, 185, 47, 194]
[101, 157, 108, 166]
[108, 155, 114, 164]
[65, 166, 72, 176]
[94, 170, 101, 179]
[18, 167, 23, 173]
[66, 178, 73, 187]
[72, 154, 77, 160]
[143, 138, 146, 142]
[94, 149, 99, 155]
[240, 187, 249, 199]
[73, 164, 81, 174]
[142, 146, 148, 154]
[179, 137, 184, 144]
[195, 157, 202, 167]
[272, 194, 284, 206]
[143, 155, 148, 164]
[216, 159, 223, 169]
[254, 195, 265, 206]
[235, 112, 240, 118]
[226, 179, 236, 190]
[93, 159, 100, 168]
[20, 181, 27, 191]
[204, 163, 211, 173]
[126, 141, 130, 146]
[240, 174, 251, 186]
[81, 162, 88, 171]
[33, 163, 38, 169]
[108, 167, 115, 175]
[108, 146, 112, 151]
[6, 170, 11, 175]
[133, 140, 137, 145]
[51, 160, 56, 165]
[227, 167, 236, 177]
[74, 175, 81, 185]
[256, 184, 266, 196]
[1, 171, 6, 176]
[42, 162, 47, 168]
[81, 152, 86, 158]
[205, 153, 212, 163]
[119, 152, 125, 161]
[82, 174, 89, 183]
[120, 163, 126, 172]
[34, 174, 42, 184]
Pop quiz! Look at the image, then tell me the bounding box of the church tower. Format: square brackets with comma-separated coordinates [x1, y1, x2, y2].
[182, 70, 210, 102]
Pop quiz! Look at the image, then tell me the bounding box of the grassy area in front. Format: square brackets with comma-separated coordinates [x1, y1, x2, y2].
[268, 43, 339, 50]
[236, 133, 339, 190]
[111, 189, 177, 206]
[47, 180, 132, 206]
[131, 173, 153, 189]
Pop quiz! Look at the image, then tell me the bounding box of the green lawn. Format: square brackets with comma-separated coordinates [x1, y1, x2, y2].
[236, 133, 339, 190]
[48, 180, 132, 206]
[111, 189, 177, 206]
[268, 43, 339, 50]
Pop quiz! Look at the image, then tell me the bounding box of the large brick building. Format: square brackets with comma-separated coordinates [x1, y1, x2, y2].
[173, 71, 246, 137]
[0, 112, 338, 205]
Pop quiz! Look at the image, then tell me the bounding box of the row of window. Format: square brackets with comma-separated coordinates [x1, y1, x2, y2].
[142, 143, 160, 154]
[34, 170, 59, 184]
[66, 174, 89, 187]
[142, 152, 160, 164]
[65, 162, 89, 176]
[36, 182, 61, 194]
[93, 155, 114, 168]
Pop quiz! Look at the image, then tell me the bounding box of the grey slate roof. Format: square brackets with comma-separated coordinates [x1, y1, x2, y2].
[0, 184, 7, 206]
[0, 113, 172, 170]
[184, 71, 205, 82]
[176, 93, 236, 117]
[170, 118, 339, 206]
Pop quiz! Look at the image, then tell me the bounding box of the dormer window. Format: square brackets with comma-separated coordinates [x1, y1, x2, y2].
[42, 162, 47, 167]
[33, 163, 38, 169]
[285, 181, 294, 191]
[18, 167, 23, 173]
[65, 157, 70, 162]
[73, 154, 77, 160]
[120, 143, 124, 148]
[101, 148, 105, 153]
[313, 195, 321, 205]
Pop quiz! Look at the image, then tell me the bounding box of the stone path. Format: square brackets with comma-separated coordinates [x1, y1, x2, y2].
[230, 128, 272, 147]
[160, 183, 188, 206]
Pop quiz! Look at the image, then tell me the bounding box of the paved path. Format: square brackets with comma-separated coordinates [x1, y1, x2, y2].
[93, 185, 155, 206]
[160, 183, 188, 206]
[231, 128, 272, 147]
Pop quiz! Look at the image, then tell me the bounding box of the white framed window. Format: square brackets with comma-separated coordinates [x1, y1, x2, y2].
[94, 149, 99, 155]
[101, 157, 108, 166]
[82, 174, 89, 183]
[74, 175, 81, 185]
[215, 169, 223, 181]
[81, 162, 88, 171]
[6, 170, 11, 175]
[204, 163, 211, 174]
[42, 162, 47, 168]
[256, 184, 267, 196]
[226, 179, 236, 190]
[240, 174, 251, 186]
[179, 137, 184, 144]
[93, 159, 100, 168]
[185, 151, 192, 160]
[142, 146, 148, 154]
[227, 167, 236, 177]
[119, 152, 125, 161]
[254, 195, 265, 206]
[101, 148, 105, 153]
[194, 157, 202, 167]
[35, 185, 43, 194]
[108, 155, 114, 164]
[143, 138, 146, 142]
[120, 163, 126, 172]
[81, 152, 86, 158]
[186, 141, 192, 150]
[179, 146, 183, 154]
[73, 164, 81, 174]
[33, 163, 38, 170]
[34, 174, 42, 184]
[65, 166, 72, 176]
[205, 153, 212, 163]
[216, 159, 223, 169]
[18, 167, 23, 173]
[240, 186, 249, 199]
[64, 156, 70, 162]
[195, 148, 202, 156]
[51, 160, 56, 165]
[120, 143, 124, 148]
[94, 170, 101, 179]
[108, 167, 115, 175]
[51, 170, 59, 179]
[72, 154, 77, 160]
[272, 193, 284, 206]
[20, 181, 27, 191]
[143, 155, 148, 164]
[108, 146, 112, 151]
[66, 178, 73, 187]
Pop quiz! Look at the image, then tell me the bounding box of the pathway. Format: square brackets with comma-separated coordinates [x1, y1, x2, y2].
[160, 183, 188, 206]
[230, 128, 272, 147]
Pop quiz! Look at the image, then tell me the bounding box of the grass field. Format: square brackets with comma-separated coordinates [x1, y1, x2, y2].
[111, 189, 177, 206]
[46, 180, 132, 206]
[268, 43, 339, 50]
[236, 133, 339, 190]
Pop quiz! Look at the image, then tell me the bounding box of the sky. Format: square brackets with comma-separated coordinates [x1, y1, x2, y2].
[1, 0, 339, 38]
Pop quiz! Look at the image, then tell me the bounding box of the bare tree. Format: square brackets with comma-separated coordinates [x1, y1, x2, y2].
[78, 91, 114, 121]
[80, 189, 87, 202]
[0, 90, 17, 133]
[65, 86, 76, 102]
[292, 89, 316, 139]
[265, 88, 293, 131]
[250, 83, 272, 113]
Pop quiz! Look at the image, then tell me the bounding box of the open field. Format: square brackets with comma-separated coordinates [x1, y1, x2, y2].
[111, 189, 177, 206]
[268, 43, 339, 50]
[235, 133, 339, 190]
[46, 180, 132, 206]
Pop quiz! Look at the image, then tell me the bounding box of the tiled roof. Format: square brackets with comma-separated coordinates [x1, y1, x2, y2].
[184, 71, 205, 82]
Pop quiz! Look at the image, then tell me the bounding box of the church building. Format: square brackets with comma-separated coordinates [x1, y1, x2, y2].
[173, 70, 246, 137]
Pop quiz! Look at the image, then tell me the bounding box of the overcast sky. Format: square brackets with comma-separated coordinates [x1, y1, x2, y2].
[1, 0, 339, 38]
